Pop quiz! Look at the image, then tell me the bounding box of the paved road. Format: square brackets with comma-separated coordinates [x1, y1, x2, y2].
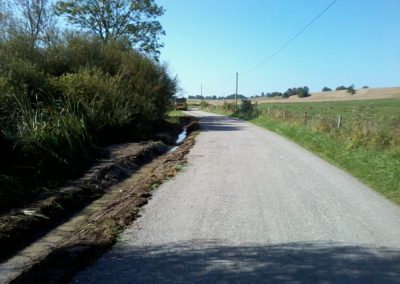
[74, 111, 400, 283]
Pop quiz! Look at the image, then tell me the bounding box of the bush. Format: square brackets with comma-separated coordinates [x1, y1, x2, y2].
[223, 102, 236, 112]
[235, 99, 259, 120]
[0, 50, 49, 96]
[0, 35, 177, 205]
[200, 100, 209, 108]
[55, 68, 126, 134]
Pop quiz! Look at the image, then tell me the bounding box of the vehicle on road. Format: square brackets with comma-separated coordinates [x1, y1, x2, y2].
[175, 98, 187, 110]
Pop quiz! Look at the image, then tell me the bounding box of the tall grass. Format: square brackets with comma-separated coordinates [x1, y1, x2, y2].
[11, 93, 90, 173]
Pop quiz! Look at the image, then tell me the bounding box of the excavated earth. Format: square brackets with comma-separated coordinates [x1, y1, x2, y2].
[0, 120, 199, 284]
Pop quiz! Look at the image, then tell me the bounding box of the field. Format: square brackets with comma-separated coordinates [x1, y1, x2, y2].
[257, 98, 400, 126]
[190, 87, 400, 106]
[257, 87, 400, 103]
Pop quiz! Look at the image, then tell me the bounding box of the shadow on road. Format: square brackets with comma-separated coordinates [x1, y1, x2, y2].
[75, 240, 400, 283]
[199, 116, 243, 132]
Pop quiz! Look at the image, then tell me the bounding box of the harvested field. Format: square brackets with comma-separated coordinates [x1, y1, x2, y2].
[191, 87, 400, 106]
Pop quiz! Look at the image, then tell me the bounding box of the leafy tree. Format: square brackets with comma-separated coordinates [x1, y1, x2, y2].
[55, 0, 165, 59]
[336, 85, 347, 91]
[322, 87, 331, 92]
[297, 86, 309, 98]
[347, 84, 356, 94]
[283, 86, 309, 98]
[222, 94, 244, 99]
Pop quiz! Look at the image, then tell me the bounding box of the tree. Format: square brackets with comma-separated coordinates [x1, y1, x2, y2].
[0, 0, 55, 47]
[322, 87, 331, 92]
[297, 86, 309, 98]
[0, 1, 13, 40]
[336, 85, 347, 91]
[56, 0, 165, 59]
[18, 0, 54, 46]
[347, 84, 356, 94]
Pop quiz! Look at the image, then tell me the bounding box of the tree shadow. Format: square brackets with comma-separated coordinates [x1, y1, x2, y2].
[199, 116, 243, 132]
[74, 240, 400, 283]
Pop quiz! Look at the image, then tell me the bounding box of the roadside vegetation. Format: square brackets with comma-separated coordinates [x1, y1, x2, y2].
[0, 0, 177, 212]
[202, 98, 400, 205]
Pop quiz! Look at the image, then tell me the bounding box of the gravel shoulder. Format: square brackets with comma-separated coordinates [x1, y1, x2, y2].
[74, 111, 400, 283]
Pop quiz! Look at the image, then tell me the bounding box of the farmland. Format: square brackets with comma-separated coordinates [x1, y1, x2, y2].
[257, 98, 400, 129]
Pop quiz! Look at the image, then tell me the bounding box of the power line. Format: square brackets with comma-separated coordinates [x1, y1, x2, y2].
[206, 0, 339, 96]
[241, 0, 339, 75]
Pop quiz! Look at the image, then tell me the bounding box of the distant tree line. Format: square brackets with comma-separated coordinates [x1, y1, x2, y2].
[251, 86, 310, 99]
[191, 83, 369, 101]
[321, 84, 364, 94]
[188, 94, 247, 100]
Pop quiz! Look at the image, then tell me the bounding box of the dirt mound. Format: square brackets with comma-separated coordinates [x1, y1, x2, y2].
[0, 141, 168, 262]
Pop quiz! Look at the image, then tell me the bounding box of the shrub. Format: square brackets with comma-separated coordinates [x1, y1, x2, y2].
[235, 99, 258, 120]
[0, 34, 177, 206]
[200, 100, 209, 108]
[55, 68, 125, 134]
[223, 102, 236, 112]
[0, 50, 49, 96]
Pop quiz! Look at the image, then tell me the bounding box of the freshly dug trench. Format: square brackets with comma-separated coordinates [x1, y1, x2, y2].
[0, 142, 168, 262]
[12, 126, 199, 284]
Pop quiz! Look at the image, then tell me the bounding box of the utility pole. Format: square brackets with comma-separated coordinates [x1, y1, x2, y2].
[201, 84, 203, 97]
[235, 72, 238, 111]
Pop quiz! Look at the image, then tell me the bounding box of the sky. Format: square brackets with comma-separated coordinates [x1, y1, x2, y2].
[157, 0, 400, 97]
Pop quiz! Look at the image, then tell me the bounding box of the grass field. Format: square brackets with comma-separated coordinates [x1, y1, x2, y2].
[202, 98, 400, 205]
[257, 99, 400, 126]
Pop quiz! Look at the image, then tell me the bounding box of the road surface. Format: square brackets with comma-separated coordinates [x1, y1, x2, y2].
[74, 111, 400, 283]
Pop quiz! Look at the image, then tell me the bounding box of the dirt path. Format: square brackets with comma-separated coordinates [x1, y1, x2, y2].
[74, 111, 400, 283]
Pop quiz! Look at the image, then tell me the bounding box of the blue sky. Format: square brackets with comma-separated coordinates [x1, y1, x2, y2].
[157, 0, 400, 97]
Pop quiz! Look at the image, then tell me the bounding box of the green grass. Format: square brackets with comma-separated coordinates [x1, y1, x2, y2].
[257, 99, 400, 126]
[168, 110, 187, 117]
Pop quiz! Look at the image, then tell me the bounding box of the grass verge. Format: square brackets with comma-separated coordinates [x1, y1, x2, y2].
[168, 110, 187, 117]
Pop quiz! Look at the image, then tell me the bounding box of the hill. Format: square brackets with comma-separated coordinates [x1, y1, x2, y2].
[256, 87, 400, 104]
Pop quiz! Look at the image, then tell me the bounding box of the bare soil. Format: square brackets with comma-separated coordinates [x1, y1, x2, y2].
[0, 141, 168, 261]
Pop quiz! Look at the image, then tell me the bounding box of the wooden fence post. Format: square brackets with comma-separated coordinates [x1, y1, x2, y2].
[337, 114, 342, 128]
[304, 111, 308, 124]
